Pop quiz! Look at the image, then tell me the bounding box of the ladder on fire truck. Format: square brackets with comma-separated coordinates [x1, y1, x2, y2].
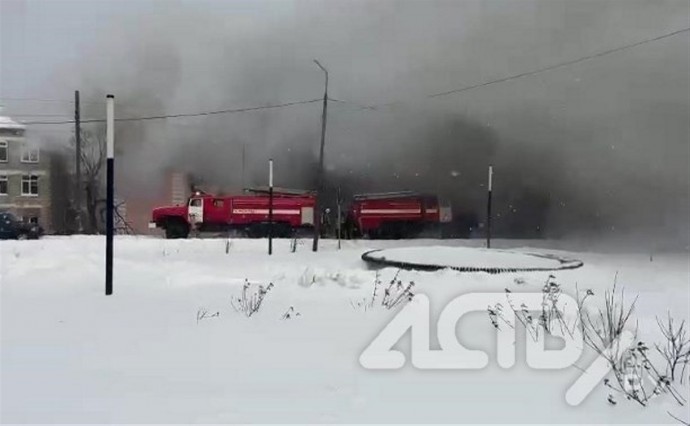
[243, 186, 316, 197]
[352, 190, 422, 200]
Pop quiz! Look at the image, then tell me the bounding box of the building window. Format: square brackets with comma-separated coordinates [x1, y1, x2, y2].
[21, 175, 39, 196]
[21, 145, 39, 163]
[0, 128, 24, 137]
[0, 141, 7, 162]
[0, 175, 7, 195]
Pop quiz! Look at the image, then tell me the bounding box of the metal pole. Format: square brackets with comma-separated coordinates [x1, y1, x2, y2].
[105, 94, 115, 295]
[74, 90, 82, 233]
[486, 165, 493, 249]
[241, 143, 246, 189]
[312, 59, 328, 252]
[268, 159, 273, 255]
[337, 186, 341, 250]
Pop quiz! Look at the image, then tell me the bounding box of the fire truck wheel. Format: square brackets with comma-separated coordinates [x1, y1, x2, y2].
[164, 220, 189, 239]
[379, 221, 412, 239]
[365, 229, 381, 240]
[245, 224, 264, 238]
[276, 223, 293, 238]
[377, 223, 396, 239]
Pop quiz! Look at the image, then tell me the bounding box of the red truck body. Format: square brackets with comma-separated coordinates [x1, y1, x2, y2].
[347, 192, 452, 238]
[150, 189, 315, 238]
[224, 195, 315, 226]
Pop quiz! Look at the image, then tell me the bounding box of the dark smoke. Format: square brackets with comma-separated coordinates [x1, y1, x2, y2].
[4, 0, 689, 247]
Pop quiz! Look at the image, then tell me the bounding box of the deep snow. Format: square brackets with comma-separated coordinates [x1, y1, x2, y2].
[1, 236, 688, 424]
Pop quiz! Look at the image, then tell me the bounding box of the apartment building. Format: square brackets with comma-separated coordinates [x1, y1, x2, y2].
[0, 115, 53, 230]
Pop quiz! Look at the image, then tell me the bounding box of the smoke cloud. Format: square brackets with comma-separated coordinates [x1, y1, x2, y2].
[2, 0, 688, 247]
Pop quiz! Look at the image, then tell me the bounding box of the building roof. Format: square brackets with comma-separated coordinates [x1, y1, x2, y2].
[0, 115, 26, 130]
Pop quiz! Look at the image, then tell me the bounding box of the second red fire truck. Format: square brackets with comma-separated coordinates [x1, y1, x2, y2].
[346, 191, 452, 239]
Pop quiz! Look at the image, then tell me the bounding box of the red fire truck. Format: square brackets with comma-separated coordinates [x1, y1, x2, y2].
[149, 188, 316, 239]
[345, 191, 452, 239]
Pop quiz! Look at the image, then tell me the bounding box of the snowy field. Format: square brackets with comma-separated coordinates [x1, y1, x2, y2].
[1, 236, 688, 424]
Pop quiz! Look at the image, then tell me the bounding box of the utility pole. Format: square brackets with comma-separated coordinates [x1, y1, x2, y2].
[486, 165, 493, 249]
[312, 59, 328, 252]
[268, 159, 274, 255]
[74, 90, 82, 233]
[105, 94, 115, 296]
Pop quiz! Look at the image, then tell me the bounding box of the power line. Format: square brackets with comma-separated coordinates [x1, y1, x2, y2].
[9, 26, 689, 122]
[22, 98, 322, 125]
[427, 26, 690, 99]
[0, 96, 101, 105]
[338, 26, 690, 110]
[330, 98, 376, 110]
[10, 113, 87, 118]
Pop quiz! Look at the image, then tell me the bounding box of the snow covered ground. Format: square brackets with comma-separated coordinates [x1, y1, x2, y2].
[1, 236, 688, 424]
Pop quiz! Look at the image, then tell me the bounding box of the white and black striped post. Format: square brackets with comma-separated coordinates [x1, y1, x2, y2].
[268, 159, 274, 255]
[486, 165, 493, 249]
[105, 94, 115, 295]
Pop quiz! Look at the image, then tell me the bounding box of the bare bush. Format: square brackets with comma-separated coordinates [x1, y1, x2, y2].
[196, 308, 220, 324]
[577, 281, 649, 405]
[290, 237, 304, 253]
[540, 275, 573, 337]
[370, 270, 382, 308]
[577, 280, 687, 408]
[489, 275, 575, 341]
[381, 276, 415, 309]
[351, 269, 415, 311]
[488, 276, 688, 409]
[656, 314, 690, 384]
[281, 306, 301, 320]
[230, 279, 274, 317]
[668, 410, 690, 425]
[579, 279, 638, 350]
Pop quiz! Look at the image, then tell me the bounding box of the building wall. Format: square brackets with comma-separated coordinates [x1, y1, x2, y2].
[169, 172, 189, 206]
[0, 127, 53, 231]
[124, 170, 191, 235]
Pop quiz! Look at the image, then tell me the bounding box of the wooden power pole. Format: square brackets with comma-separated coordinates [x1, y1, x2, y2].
[312, 59, 328, 252]
[74, 90, 82, 232]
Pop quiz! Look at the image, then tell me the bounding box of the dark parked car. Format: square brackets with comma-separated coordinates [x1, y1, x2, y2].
[0, 212, 44, 240]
